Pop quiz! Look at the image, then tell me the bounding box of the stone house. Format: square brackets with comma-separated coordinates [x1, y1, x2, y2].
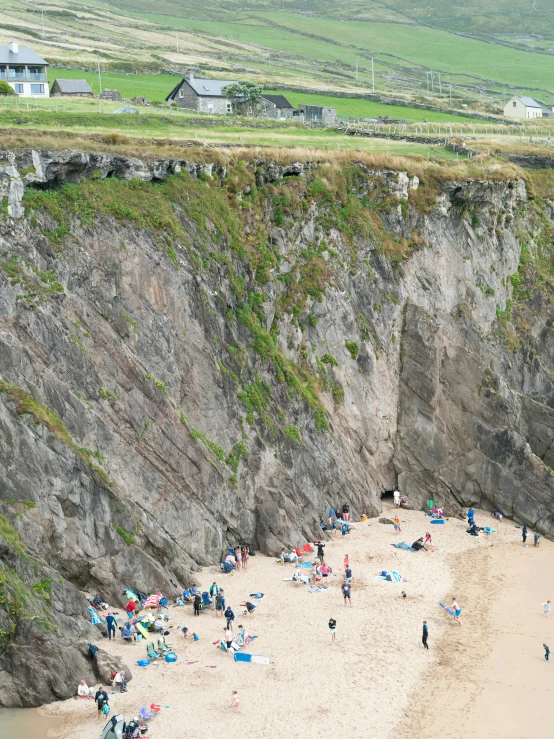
[165, 72, 237, 114]
[503, 96, 542, 119]
[51, 79, 94, 97]
[297, 103, 337, 126]
[0, 42, 49, 98]
[260, 94, 299, 120]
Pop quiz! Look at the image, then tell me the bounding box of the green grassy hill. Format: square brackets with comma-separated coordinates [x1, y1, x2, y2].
[0, 0, 552, 117]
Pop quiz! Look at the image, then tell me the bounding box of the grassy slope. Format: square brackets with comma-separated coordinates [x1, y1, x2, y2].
[47, 69, 180, 99]
[263, 90, 470, 123]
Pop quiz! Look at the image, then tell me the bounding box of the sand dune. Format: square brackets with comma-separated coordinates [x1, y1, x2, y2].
[42, 505, 554, 739]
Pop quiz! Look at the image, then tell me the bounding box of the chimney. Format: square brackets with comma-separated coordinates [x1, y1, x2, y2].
[186, 69, 194, 81]
[9, 42, 19, 54]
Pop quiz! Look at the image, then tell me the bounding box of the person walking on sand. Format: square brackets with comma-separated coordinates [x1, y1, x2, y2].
[534, 532, 541, 547]
[422, 621, 429, 649]
[344, 554, 350, 570]
[452, 598, 462, 625]
[329, 617, 337, 644]
[543, 601, 551, 618]
[544, 644, 550, 661]
[317, 541, 325, 562]
[522, 524, 528, 545]
[393, 515, 401, 534]
[393, 489, 400, 508]
[105, 612, 117, 641]
[342, 581, 352, 607]
[224, 626, 233, 652]
[224, 605, 235, 629]
[232, 690, 240, 711]
[94, 686, 108, 721]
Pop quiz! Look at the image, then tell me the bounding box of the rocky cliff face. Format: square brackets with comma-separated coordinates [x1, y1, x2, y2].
[0, 149, 553, 705]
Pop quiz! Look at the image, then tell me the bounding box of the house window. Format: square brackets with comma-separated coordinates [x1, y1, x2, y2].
[207, 103, 213, 113]
[512, 101, 516, 107]
[30, 84, 44, 94]
[28, 67, 45, 81]
[14, 83, 23, 94]
[179, 89, 183, 98]
[226, 103, 232, 114]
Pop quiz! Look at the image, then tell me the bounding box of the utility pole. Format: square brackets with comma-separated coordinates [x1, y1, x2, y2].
[450, 82, 452, 105]
[426, 72, 429, 92]
[438, 73, 442, 95]
[97, 59, 102, 95]
[268, 49, 271, 68]
[371, 57, 374, 92]
[355, 61, 358, 81]
[41, 9, 45, 36]
[431, 71, 434, 93]
[176, 33, 179, 53]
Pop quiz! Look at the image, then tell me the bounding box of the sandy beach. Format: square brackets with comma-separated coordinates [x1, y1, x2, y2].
[40, 505, 554, 739]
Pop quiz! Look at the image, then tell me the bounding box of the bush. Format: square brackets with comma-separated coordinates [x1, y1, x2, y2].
[345, 341, 359, 360]
[0, 81, 15, 96]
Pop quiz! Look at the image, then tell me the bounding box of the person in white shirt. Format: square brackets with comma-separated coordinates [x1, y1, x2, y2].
[77, 680, 94, 699]
[393, 490, 400, 508]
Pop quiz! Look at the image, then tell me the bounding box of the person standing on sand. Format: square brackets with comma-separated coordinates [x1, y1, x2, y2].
[94, 686, 108, 721]
[342, 503, 350, 522]
[543, 601, 551, 618]
[317, 541, 325, 562]
[422, 621, 429, 649]
[241, 546, 249, 570]
[105, 612, 117, 641]
[329, 617, 337, 644]
[224, 626, 233, 652]
[544, 644, 550, 661]
[280, 548, 286, 566]
[534, 532, 541, 547]
[232, 690, 240, 711]
[342, 581, 352, 607]
[452, 598, 462, 625]
[393, 490, 400, 508]
[344, 554, 350, 570]
[393, 515, 401, 534]
[224, 606, 235, 629]
[522, 524, 528, 544]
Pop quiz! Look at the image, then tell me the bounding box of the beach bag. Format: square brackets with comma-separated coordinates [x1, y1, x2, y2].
[102, 702, 111, 715]
[249, 547, 255, 556]
[88, 644, 99, 659]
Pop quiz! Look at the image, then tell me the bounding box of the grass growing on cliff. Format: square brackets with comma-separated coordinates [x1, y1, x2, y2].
[0, 378, 114, 490]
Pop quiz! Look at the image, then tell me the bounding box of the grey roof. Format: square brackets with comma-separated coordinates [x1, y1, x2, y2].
[261, 94, 294, 109]
[515, 95, 541, 108]
[0, 44, 48, 66]
[52, 79, 93, 94]
[185, 78, 237, 97]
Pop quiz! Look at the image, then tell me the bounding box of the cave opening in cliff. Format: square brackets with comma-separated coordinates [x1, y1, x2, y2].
[381, 491, 394, 500]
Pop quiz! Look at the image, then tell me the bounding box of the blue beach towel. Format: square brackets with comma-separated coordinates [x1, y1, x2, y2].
[376, 570, 402, 582]
[391, 542, 415, 551]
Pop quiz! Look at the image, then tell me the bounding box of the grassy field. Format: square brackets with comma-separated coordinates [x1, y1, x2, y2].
[264, 91, 470, 123]
[46, 69, 179, 101]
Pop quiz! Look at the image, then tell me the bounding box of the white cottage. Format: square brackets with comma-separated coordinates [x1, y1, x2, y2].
[503, 95, 542, 119]
[0, 42, 49, 98]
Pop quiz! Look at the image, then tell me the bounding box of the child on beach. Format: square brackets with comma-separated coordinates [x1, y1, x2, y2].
[393, 516, 401, 533]
[543, 601, 551, 618]
[424, 532, 432, 549]
[544, 644, 550, 661]
[344, 554, 350, 570]
[232, 690, 240, 711]
[329, 617, 337, 644]
[452, 598, 462, 625]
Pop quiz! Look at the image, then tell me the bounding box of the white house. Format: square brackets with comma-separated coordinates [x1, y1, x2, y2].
[503, 95, 542, 119]
[0, 42, 49, 98]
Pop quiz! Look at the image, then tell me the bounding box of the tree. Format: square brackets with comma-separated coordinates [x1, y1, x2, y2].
[222, 82, 263, 117]
[0, 80, 15, 96]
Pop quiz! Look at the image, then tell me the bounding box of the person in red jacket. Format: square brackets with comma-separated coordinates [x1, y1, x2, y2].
[125, 599, 137, 619]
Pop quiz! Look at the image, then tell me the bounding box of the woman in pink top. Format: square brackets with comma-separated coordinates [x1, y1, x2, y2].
[343, 554, 350, 570]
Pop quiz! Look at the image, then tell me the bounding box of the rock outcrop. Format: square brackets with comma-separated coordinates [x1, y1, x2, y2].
[0, 148, 553, 705]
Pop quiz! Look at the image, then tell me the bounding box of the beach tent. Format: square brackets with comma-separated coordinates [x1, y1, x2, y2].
[101, 714, 125, 739]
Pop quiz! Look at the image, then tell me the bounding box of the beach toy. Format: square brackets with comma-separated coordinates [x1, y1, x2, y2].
[164, 652, 178, 663]
[137, 659, 150, 667]
[430, 519, 445, 524]
[439, 601, 456, 617]
[234, 652, 270, 665]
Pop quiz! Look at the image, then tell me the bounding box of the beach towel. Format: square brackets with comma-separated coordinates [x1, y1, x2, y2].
[87, 606, 101, 625]
[144, 593, 162, 608]
[308, 586, 329, 593]
[391, 542, 415, 551]
[300, 561, 313, 568]
[482, 527, 496, 534]
[249, 593, 264, 599]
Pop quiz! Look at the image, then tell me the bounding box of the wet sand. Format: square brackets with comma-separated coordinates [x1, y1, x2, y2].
[40, 506, 554, 739]
[0, 706, 64, 738]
